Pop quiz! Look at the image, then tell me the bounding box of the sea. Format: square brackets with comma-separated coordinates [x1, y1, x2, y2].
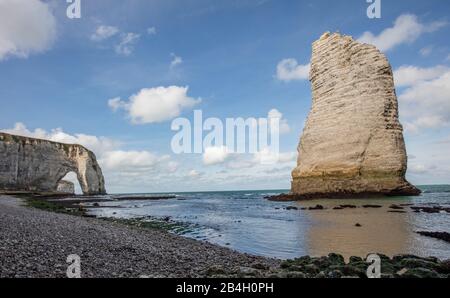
[87, 185, 450, 260]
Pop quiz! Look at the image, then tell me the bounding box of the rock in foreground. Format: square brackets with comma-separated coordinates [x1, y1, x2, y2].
[291, 32, 420, 198]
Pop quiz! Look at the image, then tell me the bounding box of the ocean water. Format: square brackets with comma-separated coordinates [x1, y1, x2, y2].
[88, 185, 450, 260]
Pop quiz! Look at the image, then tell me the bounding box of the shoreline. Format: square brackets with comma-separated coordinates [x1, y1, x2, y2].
[1, 195, 449, 278]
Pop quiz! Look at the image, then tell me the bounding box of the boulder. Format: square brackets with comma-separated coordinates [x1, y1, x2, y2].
[56, 180, 75, 194]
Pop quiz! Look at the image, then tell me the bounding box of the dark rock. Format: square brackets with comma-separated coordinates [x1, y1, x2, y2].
[349, 256, 363, 264]
[355, 223, 362, 227]
[341, 265, 367, 278]
[315, 271, 326, 278]
[286, 206, 298, 210]
[398, 268, 440, 278]
[285, 271, 306, 278]
[392, 254, 434, 263]
[362, 204, 382, 208]
[399, 258, 441, 271]
[281, 256, 311, 269]
[339, 204, 357, 209]
[205, 266, 228, 277]
[309, 204, 324, 210]
[328, 253, 345, 266]
[265, 194, 301, 202]
[437, 259, 450, 274]
[389, 204, 404, 210]
[410, 206, 449, 213]
[416, 231, 450, 244]
[303, 264, 320, 275]
[251, 263, 269, 270]
[327, 270, 343, 278]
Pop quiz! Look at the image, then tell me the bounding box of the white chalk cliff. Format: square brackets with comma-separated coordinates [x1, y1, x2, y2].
[291, 32, 420, 197]
[0, 132, 106, 195]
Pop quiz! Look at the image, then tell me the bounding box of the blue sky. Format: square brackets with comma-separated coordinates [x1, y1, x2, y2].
[1, 0, 449, 193]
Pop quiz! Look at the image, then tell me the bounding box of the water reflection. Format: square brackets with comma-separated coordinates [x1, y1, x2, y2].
[302, 200, 412, 259]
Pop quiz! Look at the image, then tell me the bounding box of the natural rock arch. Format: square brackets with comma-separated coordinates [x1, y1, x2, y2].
[0, 132, 106, 195]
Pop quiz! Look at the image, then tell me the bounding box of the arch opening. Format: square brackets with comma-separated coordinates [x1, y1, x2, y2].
[57, 171, 82, 195]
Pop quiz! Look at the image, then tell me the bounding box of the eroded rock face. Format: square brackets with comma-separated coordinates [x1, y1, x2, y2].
[291, 32, 420, 197]
[0, 133, 106, 195]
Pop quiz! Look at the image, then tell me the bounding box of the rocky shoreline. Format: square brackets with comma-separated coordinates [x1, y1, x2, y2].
[1, 195, 449, 278]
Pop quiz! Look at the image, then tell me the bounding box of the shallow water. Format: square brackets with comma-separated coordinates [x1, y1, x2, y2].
[88, 185, 450, 260]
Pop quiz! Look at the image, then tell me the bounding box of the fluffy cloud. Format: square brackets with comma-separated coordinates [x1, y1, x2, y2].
[268, 109, 290, 134]
[0, 0, 56, 60]
[188, 170, 202, 178]
[109, 86, 201, 124]
[203, 146, 229, 165]
[100, 150, 163, 170]
[419, 46, 433, 57]
[170, 53, 183, 68]
[275, 58, 310, 81]
[1, 122, 118, 155]
[394, 65, 449, 87]
[399, 70, 450, 132]
[91, 25, 119, 41]
[115, 32, 140, 56]
[253, 148, 296, 165]
[358, 14, 446, 52]
[147, 27, 157, 35]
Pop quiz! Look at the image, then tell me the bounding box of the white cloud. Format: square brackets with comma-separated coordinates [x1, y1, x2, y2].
[108, 97, 127, 112]
[358, 14, 447, 52]
[91, 25, 119, 41]
[275, 58, 310, 81]
[147, 27, 157, 35]
[394, 65, 449, 87]
[408, 164, 429, 174]
[0, 0, 56, 60]
[109, 86, 201, 124]
[268, 109, 290, 134]
[419, 46, 433, 56]
[170, 53, 183, 68]
[115, 32, 140, 56]
[1, 122, 118, 155]
[399, 70, 450, 132]
[188, 170, 201, 178]
[253, 148, 297, 165]
[203, 146, 229, 165]
[167, 161, 179, 173]
[100, 150, 161, 170]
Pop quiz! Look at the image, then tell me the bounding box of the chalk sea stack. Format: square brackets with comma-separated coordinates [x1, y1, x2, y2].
[0, 132, 106, 195]
[291, 32, 420, 198]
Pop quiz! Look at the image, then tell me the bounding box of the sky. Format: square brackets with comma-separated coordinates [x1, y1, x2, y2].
[0, 0, 449, 193]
